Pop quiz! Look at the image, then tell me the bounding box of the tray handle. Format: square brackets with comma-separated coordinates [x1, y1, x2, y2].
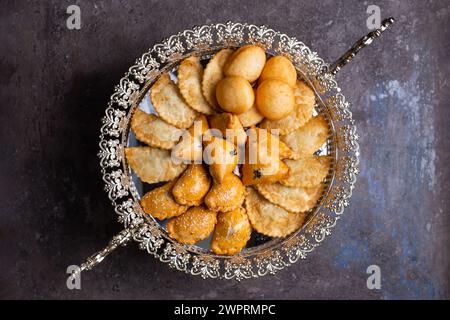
[69, 226, 140, 280]
[327, 17, 395, 75]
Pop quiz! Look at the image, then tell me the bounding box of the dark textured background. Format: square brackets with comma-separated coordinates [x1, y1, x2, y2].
[0, 0, 449, 299]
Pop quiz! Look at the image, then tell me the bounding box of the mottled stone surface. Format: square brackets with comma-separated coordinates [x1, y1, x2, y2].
[0, 0, 449, 299]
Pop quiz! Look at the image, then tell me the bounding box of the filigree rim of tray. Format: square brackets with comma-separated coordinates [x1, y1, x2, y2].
[98, 22, 359, 280]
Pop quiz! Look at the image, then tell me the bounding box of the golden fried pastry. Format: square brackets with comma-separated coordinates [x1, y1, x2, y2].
[280, 114, 329, 158]
[281, 156, 331, 188]
[237, 89, 264, 127]
[216, 76, 254, 114]
[140, 181, 188, 220]
[259, 80, 316, 135]
[208, 113, 247, 146]
[247, 127, 294, 162]
[241, 159, 289, 186]
[178, 56, 215, 115]
[241, 128, 292, 185]
[245, 187, 307, 237]
[203, 135, 238, 183]
[130, 109, 183, 150]
[167, 206, 217, 245]
[171, 115, 209, 163]
[255, 182, 324, 213]
[259, 55, 297, 87]
[205, 174, 245, 212]
[150, 73, 197, 129]
[211, 208, 252, 255]
[291, 80, 316, 127]
[172, 164, 211, 206]
[256, 79, 295, 120]
[187, 114, 210, 138]
[202, 48, 234, 109]
[125, 147, 186, 184]
[223, 45, 266, 83]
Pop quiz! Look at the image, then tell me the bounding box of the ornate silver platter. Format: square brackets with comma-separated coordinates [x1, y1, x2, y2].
[78, 19, 394, 281]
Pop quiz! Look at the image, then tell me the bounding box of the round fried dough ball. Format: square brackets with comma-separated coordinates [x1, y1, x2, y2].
[216, 76, 254, 114]
[256, 79, 295, 120]
[223, 45, 266, 82]
[259, 56, 297, 87]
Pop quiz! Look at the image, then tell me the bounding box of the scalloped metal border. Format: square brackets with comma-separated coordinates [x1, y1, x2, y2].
[97, 22, 360, 281]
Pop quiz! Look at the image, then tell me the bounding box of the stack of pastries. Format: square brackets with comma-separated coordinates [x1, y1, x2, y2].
[125, 45, 331, 255]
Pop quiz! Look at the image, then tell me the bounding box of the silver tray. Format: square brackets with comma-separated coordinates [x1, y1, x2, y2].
[76, 19, 394, 281]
